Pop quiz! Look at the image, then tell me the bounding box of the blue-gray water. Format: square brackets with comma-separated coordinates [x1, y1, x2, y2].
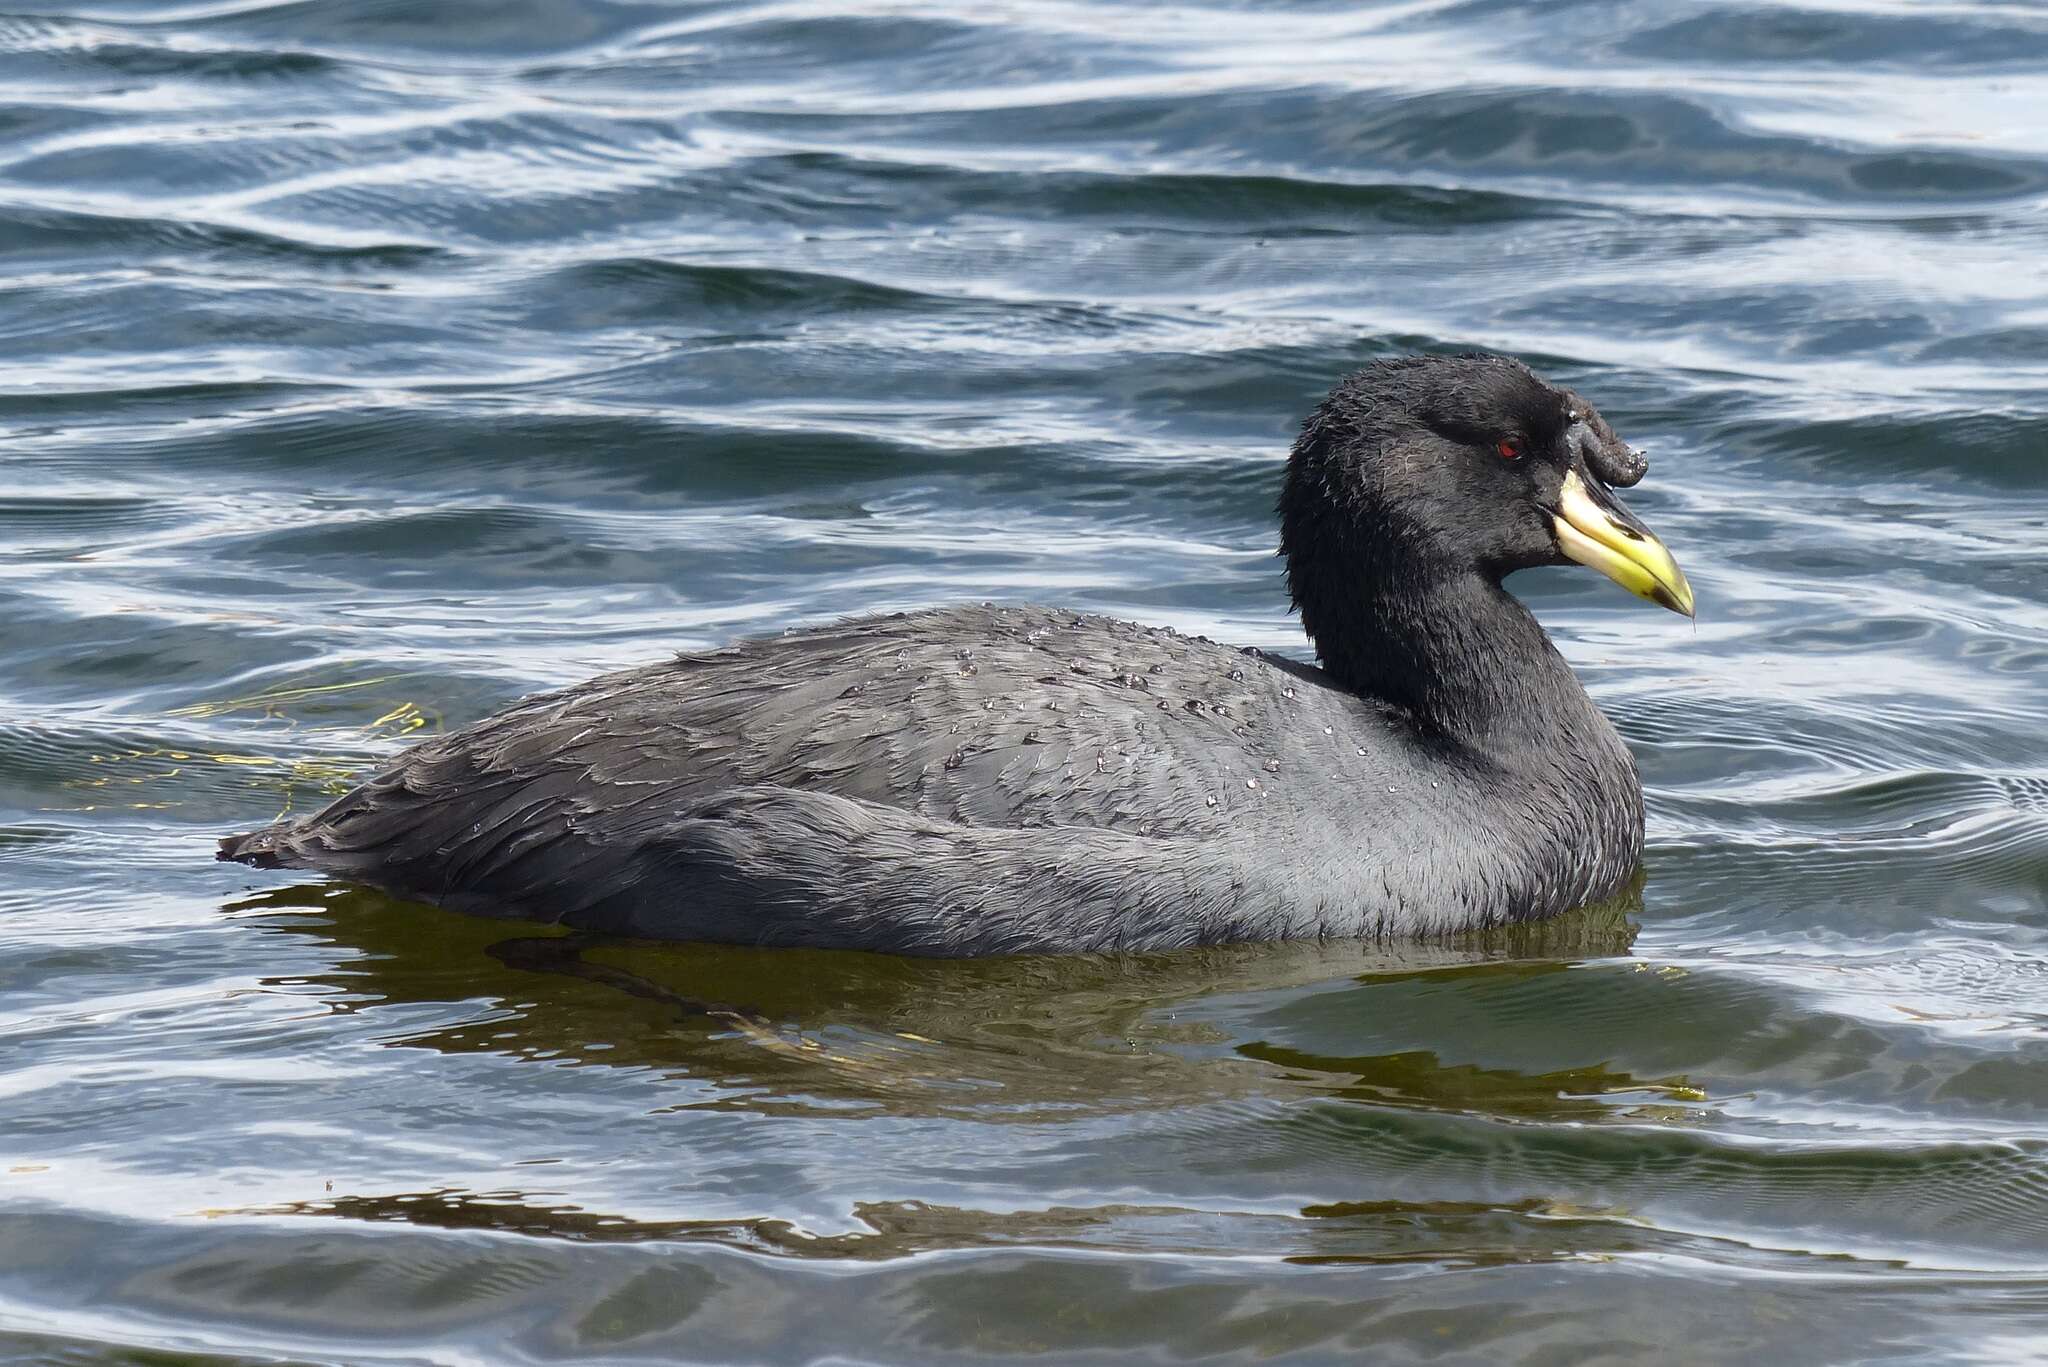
[3, 2, 2047, 1363]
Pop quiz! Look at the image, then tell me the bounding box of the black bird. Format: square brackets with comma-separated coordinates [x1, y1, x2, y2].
[220, 354, 1693, 956]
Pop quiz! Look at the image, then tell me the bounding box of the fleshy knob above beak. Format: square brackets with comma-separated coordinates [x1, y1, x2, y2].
[1567, 418, 1648, 489]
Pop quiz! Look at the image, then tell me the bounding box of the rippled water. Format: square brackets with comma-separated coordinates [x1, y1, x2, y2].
[3, 1, 2047, 1362]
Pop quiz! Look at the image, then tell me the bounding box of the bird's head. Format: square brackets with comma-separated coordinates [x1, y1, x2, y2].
[1281, 353, 1694, 630]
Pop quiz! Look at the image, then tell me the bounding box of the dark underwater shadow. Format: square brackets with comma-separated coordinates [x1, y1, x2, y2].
[224, 879, 1651, 1124]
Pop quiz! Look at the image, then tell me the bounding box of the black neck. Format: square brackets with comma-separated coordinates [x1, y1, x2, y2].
[1287, 534, 1610, 768]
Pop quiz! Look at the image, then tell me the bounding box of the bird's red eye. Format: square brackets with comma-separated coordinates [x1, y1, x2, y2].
[1496, 437, 1524, 460]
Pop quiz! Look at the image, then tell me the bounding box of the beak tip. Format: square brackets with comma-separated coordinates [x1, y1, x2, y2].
[1651, 583, 1696, 618]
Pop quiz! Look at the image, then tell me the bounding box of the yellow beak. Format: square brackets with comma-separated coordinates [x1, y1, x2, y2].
[1552, 469, 1695, 617]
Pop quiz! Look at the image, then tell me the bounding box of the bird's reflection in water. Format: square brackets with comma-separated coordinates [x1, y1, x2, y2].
[221, 884, 1724, 1265]
[228, 880, 1659, 1124]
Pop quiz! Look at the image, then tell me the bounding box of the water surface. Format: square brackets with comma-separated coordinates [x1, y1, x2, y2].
[3, 1, 2047, 1362]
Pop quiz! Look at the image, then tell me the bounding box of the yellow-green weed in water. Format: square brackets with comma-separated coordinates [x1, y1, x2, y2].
[70, 676, 440, 816]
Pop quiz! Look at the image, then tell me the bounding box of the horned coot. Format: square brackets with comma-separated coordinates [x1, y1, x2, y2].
[221, 354, 1693, 956]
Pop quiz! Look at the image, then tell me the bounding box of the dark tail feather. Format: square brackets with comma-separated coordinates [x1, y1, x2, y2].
[217, 823, 299, 868]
